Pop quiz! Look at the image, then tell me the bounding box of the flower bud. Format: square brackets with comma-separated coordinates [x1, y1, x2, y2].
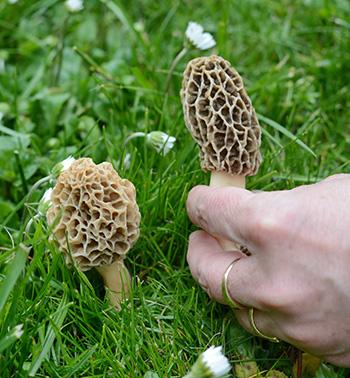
[145, 131, 176, 156]
[51, 156, 75, 177]
[38, 188, 53, 215]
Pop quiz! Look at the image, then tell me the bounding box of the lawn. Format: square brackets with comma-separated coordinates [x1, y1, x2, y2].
[0, 0, 350, 376]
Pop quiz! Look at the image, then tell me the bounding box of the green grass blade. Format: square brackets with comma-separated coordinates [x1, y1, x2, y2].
[99, 0, 143, 45]
[28, 295, 71, 377]
[0, 124, 29, 140]
[0, 244, 28, 313]
[258, 113, 317, 158]
[66, 344, 98, 377]
[261, 128, 283, 149]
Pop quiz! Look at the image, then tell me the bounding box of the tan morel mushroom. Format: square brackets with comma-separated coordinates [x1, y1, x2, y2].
[181, 55, 261, 249]
[47, 158, 140, 309]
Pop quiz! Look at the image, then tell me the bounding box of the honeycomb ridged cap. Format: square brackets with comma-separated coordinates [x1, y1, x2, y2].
[181, 55, 261, 176]
[47, 158, 140, 271]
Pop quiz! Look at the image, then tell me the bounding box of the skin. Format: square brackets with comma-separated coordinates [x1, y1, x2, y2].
[186, 174, 350, 366]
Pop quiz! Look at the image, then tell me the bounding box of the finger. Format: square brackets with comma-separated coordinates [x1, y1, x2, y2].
[322, 352, 350, 368]
[187, 230, 265, 309]
[235, 307, 284, 342]
[186, 185, 255, 246]
[322, 173, 349, 183]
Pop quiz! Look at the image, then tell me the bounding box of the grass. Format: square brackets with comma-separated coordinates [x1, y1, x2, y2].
[0, 0, 350, 376]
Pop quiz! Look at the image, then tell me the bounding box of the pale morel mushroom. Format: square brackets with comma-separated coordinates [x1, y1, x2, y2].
[181, 55, 261, 249]
[47, 158, 140, 309]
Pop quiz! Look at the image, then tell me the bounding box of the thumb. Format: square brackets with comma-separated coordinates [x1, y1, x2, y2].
[186, 185, 255, 246]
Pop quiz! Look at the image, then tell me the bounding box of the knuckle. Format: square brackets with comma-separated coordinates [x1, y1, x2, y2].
[258, 286, 290, 312]
[247, 206, 298, 246]
[257, 278, 298, 312]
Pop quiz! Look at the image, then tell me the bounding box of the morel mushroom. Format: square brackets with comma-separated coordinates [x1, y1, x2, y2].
[181, 55, 261, 188]
[181, 55, 261, 249]
[47, 158, 140, 309]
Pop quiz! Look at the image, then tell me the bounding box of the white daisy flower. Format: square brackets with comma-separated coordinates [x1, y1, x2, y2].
[185, 22, 216, 50]
[146, 131, 176, 156]
[65, 0, 84, 12]
[52, 156, 75, 177]
[184, 346, 231, 378]
[201, 346, 231, 377]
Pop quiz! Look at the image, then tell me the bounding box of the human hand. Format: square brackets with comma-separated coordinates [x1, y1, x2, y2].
[186, 174, 350, 366]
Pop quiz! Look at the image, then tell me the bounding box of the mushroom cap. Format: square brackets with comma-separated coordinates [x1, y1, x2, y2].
[181, 55, 261, 176]
[47, 158, 140, 271]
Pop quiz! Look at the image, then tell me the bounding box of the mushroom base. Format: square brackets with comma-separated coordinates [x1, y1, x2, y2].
[96, 260, 131, 310]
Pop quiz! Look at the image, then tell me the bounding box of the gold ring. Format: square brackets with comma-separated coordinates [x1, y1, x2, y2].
[221, 258, 245, 310]
[248, 308, 280, 343]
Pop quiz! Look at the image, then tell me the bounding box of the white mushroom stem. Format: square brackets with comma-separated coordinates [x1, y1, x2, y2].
[210, 171, 245, 251]
[210, 171, 245, 188]
[96, 260, 131, 310]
